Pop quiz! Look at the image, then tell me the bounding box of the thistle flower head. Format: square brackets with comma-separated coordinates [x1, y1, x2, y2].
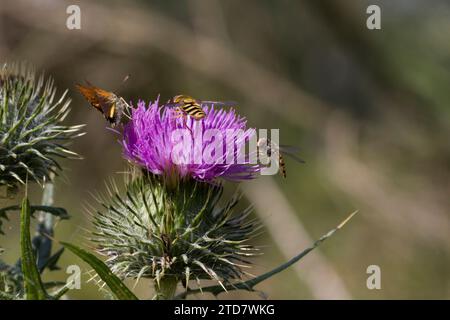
[91, 176, 259, 293]
[122, 100, 260, 183]
[0, 63, 84, 194]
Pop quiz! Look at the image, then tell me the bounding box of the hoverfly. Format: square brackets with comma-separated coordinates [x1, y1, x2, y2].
[76, 76, 130, 126]
[167, 94, 236, 121]
[257, 138, 305, 178]
[168, 95, 205, 120]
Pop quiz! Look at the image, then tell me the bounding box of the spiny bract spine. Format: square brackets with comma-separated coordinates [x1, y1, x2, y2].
[0, 62, 84, 194]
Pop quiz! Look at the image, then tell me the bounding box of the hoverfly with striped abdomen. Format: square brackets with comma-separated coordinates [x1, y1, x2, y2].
[167, 94, 236, 121]
[168, 95, 206, 120]
[257, 138, 305, 178]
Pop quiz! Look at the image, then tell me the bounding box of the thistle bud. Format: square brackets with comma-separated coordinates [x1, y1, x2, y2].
[91, 175, 259, 299]
[0, 63, 84, 195]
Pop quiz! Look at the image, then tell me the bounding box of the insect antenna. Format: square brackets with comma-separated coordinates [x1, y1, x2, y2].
[117, 74, 130, 91]
[117, 75, 132, 120]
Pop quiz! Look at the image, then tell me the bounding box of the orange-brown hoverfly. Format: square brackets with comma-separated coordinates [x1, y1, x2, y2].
[76, 79, 130, 126]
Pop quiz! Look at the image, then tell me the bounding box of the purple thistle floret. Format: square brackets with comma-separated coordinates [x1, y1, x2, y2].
[122, 99, 260, 182]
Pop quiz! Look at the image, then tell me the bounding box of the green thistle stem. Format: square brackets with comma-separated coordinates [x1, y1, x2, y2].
[34, 172, 55, 270]
[155, 276, 178, 300]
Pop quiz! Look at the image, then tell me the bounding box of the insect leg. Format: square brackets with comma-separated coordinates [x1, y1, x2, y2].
[173, 107, 184, 118]
[174, 108, 193, 135]
[183, 115, 194, 136]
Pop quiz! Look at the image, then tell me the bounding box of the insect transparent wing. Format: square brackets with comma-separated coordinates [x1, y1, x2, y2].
[200, 100, 237, 107]
[279, 145, 301, 153]
[279, 145, 305, 163]
[164, 102, 183, 108]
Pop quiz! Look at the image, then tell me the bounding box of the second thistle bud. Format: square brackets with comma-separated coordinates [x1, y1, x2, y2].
[0, 63, 84, 195]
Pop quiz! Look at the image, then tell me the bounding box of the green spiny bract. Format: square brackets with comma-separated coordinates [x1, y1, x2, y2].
[0, 62, 84, 194]
[91, 175, 259, 295]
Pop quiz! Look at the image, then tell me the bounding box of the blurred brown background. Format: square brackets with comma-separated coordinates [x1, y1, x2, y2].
[0, 0, 449, 299]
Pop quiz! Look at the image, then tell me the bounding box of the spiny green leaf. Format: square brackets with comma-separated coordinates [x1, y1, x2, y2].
[61, 242, 138, 300]
[0, 208, 8, 235]
[0, 203, 69, 235]
[0, 204, 69, 219]
[39, 247, 65, 273]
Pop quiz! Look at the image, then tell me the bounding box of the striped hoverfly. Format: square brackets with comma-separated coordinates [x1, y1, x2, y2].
[166, 94, 236, 121]
[257, 138, 305, 178]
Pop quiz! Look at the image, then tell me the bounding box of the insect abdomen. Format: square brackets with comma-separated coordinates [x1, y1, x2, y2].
[181, 103, 205, 119]
[279, 154, 287, 178]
